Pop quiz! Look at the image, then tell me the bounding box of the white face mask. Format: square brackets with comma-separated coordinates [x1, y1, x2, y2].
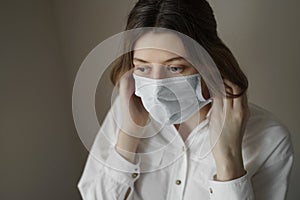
[133, 73, 212, 125]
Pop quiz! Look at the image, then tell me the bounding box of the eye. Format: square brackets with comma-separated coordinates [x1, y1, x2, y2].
[134, 65, 150, 73]
[167, 66, 184, 73]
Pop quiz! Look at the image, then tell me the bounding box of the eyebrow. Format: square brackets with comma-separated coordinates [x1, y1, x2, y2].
[133, 56, 186, 64]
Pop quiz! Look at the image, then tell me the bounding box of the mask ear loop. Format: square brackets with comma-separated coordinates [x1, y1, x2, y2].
[195, 75, 208, 102]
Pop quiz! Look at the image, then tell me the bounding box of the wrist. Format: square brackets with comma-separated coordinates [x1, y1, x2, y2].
[214, 153, 246, 181]
[212, 146, 246, 180]
[215, 164, 246, 181]
[116, 130, 140, 163]
[117, 130, 140, 152]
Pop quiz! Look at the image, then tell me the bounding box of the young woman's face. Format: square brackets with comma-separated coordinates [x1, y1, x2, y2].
[132, 32, 198, 79]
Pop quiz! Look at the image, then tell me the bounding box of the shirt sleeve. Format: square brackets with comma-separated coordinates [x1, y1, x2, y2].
[208, 170, 255, 200]
[77, 147, 141, 200]
[251, 153, 293, 200]
[77, 96, 142, 200]
[207, 124, 294, 200]
[250, 123, 294, 200]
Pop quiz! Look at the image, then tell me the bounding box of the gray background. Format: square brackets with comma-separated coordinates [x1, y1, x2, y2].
[0, 0, 299, 199]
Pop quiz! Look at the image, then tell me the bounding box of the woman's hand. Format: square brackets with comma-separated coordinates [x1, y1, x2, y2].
[116, 70, 149, 163]
[118, 70, 149, 130]
[209, 79, 250, 181]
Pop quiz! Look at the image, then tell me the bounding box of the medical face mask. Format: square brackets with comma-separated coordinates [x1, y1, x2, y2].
[133, 73, 212, 125]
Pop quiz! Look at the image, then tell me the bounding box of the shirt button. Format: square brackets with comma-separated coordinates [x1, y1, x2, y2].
[175, 179, 181, 185]
[131, 173, 138, 178]
[209, 187, 213, 194]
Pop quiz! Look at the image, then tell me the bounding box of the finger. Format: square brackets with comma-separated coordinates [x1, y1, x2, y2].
[242, 90, 248, 107]
[242, 91, 250, 118]
[212, 96, 223, 115]
[223, 78, 241, 95]
[223, 79, 233, 110]
[223, 79, 242, 109]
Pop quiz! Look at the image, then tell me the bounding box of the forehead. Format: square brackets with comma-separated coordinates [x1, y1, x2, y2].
[133, 31, 188, 63]
[133, 49, 188, 64]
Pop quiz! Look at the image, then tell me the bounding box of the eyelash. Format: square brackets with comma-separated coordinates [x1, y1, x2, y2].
[135, 66, 150, 72]
[167, 66, 184, 73]
[135, 65, 185, 73]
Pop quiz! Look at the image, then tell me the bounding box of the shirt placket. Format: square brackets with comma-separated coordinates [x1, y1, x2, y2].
[167, 144, 189, 200]
[164, 119, 209, 200]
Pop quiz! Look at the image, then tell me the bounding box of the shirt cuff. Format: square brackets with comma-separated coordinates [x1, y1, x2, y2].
[208, 170, 255, 200]
[104, 146, 141, 186]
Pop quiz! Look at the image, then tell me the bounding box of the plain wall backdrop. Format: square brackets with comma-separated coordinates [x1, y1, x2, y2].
[1, 0, 299, 199]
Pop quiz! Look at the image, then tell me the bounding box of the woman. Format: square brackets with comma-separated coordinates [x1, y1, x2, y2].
[77, 0, 294, 199]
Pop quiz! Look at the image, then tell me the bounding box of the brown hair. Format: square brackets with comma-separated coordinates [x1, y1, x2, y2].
[110, 0, 248, 98]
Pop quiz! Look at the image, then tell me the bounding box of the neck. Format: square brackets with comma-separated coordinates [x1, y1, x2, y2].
[174, 103, 211, 141]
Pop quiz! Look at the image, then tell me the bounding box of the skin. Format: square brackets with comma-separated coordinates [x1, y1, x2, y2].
[117, 32, 249, 199]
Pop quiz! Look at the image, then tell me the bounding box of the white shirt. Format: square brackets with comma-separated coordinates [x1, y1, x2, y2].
[77, 96, 294, 200]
